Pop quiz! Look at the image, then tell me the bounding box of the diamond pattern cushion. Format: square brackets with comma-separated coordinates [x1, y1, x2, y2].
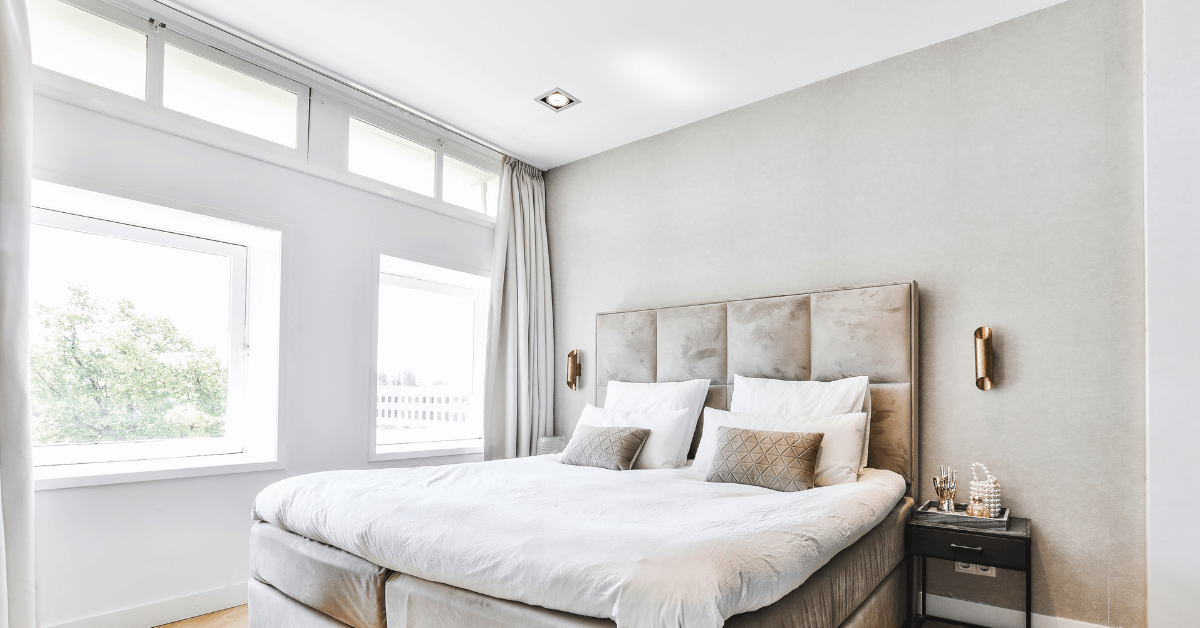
[705, 426, 824, 492]
[560, 425, 650, 471]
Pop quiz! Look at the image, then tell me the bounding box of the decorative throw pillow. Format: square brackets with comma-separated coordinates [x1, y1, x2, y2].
[574, 404, 692, 469]
[705, 426, 824, 492]
[560, 425, 651, 471]
[694, 409, 867, 486]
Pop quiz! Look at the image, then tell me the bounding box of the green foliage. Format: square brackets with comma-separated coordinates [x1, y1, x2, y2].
[30, 286, 228, 445]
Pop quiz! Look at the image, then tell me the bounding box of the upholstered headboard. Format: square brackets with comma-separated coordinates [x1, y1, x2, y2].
[595, 281, 919, 493]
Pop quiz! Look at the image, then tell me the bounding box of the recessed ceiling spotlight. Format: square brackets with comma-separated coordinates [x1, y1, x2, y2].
[536, 88, 580, 112]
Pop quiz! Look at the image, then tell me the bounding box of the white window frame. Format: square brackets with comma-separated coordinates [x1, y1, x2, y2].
[31, 209, 249, 466]
[32, 180, 283, 490]
[31, 0, 310, 161]
[30, 0, 508, 228]
[346, 114, 440, 199]
[345, 109, 502, 214]
[369, 252, 488, 462]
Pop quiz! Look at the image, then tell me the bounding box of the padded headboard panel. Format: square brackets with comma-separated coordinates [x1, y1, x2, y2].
[595, 281, 919, 491]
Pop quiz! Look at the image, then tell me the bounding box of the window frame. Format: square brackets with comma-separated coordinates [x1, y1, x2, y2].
[346, 115, 440, 199]
[345, 110, 503, 216]
[31, 179, 284, 491]
[30, 0, 507, 228]
[27, 0, 152, 100]
[30, 208, 251, 467]
[368, 251, 489, 462]
[159, 30, 310, 150]
[441, 152, 502, 217]
[31, 0, 310, 161]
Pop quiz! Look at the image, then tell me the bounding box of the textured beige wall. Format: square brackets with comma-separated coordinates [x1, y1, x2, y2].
[543, 0, 1145, 625]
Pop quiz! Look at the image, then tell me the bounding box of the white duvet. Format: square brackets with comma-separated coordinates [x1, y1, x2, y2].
[252, 456, 905, 628]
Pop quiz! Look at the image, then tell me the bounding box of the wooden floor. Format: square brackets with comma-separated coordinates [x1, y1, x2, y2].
[156, 605, 247, 628]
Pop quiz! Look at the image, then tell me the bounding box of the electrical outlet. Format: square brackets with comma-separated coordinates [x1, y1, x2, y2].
[955, 561, 975, 574]
[975, 563, 997, 577]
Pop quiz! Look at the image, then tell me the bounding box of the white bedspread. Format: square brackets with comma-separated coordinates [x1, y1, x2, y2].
[252, 456, 905, 628]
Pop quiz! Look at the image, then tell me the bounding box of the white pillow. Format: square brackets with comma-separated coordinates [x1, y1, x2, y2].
[693, 408, 868, 486]
[603, 379, 710, 467]
[731, 375, 871, 469]
[574, 404, 692, 469]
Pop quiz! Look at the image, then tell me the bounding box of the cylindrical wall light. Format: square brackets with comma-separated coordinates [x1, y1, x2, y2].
[974, 327, 993, 390]
[566, 350, 582, 390]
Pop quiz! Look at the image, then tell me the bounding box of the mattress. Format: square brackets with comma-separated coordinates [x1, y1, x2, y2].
[252, 455, 907, 628]
[250, 498, 913, 628]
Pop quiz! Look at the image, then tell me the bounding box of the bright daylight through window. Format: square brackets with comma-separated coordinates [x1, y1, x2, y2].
[375, 256, 488, 457]
[349, 118, 436, 197]
[28, 182, 283, 483]
[443, 155, 500, 216]
[29, 0, 147, 99]
[30, 211, 246, 467]
[163, 44, 300, 148]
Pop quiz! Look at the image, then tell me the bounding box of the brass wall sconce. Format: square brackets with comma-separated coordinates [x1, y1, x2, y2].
[566, 350, 582, 390]
[974, 327, 993, 390]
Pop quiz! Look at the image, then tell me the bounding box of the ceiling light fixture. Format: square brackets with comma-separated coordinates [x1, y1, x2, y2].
[536, 88, 581, 112]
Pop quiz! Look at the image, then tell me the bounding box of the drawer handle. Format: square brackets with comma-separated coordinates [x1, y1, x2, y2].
[950, 544, 983, 552]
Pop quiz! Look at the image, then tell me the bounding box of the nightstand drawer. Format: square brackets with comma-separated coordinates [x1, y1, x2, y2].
[910, 526, 1027, 570]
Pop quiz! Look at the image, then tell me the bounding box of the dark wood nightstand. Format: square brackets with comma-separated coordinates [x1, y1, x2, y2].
[907, 516, 1032, 628]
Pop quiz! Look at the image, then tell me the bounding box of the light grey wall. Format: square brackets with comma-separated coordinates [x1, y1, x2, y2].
[544, 0, 1144, 626]
[1146, 0, 1200, 625]
[32, 95, 491, 626]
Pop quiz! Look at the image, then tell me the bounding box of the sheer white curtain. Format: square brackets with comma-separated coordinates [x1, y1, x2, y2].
[483, 158, 554, 460]
[0, 0, 34, 626]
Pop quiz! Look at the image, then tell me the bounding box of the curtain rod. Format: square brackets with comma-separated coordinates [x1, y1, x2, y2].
[112, 0, 536, 167]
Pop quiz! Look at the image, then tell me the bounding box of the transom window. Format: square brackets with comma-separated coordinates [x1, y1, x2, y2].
[348, 118, 501, 216]
[29, 0, 147, 99]
[30, 0, 306, 150]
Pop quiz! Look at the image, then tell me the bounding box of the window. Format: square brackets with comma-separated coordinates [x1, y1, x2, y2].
[30, 210, 245, 466]
[30, 181, 282, 486]
[29, 0, 147, 99]
[373, 255, 488, 459]
[443, 155, 500, 216]
[163, 44, 300, 148]
[348, 118, 435, 197]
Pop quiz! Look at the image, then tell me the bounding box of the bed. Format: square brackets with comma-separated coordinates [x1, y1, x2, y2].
[248, 281, 919, 628]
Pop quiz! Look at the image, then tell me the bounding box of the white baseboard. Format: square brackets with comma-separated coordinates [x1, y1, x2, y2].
[926, 594, 1112, 628]
[45, 582, 247, 628]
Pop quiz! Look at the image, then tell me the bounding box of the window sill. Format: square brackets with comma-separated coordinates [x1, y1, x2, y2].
[369, 439, 484, 462]
[34, 452, 282, 491]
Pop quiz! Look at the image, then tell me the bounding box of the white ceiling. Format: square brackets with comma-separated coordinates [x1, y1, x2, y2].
[171, 0, 1066, 169]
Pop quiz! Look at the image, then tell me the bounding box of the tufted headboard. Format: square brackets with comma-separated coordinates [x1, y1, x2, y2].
[595, 281, 919, 494]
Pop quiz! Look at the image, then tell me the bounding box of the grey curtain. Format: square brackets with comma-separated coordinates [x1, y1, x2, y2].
[0, 0, 35, 626]
[483, 158, 554, 460]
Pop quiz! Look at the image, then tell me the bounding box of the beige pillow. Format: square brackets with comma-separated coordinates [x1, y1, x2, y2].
[705, 426, 823, 492]
[560, 425, 651, 471]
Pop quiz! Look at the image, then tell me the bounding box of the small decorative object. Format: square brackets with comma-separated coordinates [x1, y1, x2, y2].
[932, 465, 957, 511]
[975, 326, 994, 390]
[969, 462, 1002, 518]
[566, 350, 582, 390]
[965, 496, 991, 518]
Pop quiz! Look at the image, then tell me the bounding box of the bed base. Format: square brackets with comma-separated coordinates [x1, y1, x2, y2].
[249, 498, 912, 628]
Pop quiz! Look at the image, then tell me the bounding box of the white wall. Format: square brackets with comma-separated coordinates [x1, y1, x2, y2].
[31, 91, 493, 626]
[1145, 1, 1200, 625]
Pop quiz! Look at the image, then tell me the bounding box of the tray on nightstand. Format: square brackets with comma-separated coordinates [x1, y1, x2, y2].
[913, 500, 1009, 530]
